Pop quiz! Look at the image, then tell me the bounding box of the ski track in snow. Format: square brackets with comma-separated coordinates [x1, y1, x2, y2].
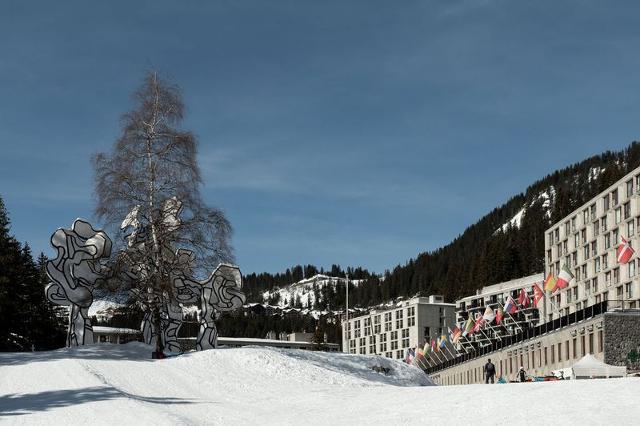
[1, 343, 639, 425]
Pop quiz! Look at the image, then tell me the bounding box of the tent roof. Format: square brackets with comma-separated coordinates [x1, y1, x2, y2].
[571, 354, 626, 377]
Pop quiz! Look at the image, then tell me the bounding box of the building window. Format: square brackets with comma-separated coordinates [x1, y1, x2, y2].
[550, 344, 555, 364]
[603, 195, 610, 211]
[593, 221, 599, 237]
[626, 282, 634, 299]
[595, 257, 601, 273]
[591, 240, 598, 256]
[558, 342, 562, 362]
[615, 208, 621, 224]
[572, 338, 577, 359]
[598, 330, 603, 353]
[582, 264, 588, 280]
[627, 179, 634, 197]
[602, 217, 608, 232]
[590, 204, 597, 220]
[605, 233, 611, 249]
[602, 253, 608, 270]
[614, 268, 620, 284]
[566, 340, 570, 360]
[612, 189, 618, 206]
[593, 277, 598, 293]
[629, 220, 635, 237]
[624, 202, 631, 220]
[589, 333, 594, 354]
[581, 335, 586, 357]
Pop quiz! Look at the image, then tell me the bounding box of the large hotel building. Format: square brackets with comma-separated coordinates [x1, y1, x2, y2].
[341, 296, 456, 360]
[343, 166, 640, 383]
[544, 169, 640, 317]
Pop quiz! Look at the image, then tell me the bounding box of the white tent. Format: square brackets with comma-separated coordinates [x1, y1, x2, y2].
[570, 354, 627, 379]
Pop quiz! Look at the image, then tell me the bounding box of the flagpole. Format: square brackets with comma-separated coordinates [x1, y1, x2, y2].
[497, 301, 525, 334]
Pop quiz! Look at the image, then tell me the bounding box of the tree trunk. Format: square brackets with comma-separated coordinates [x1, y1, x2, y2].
[152, 305, 164, 356]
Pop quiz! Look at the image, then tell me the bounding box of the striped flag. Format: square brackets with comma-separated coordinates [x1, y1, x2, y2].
[544, 273, 557, 293]
[462, 313, 475, 337]
[617, 236, 635, 264]
[463, 316, 475, 336]
[555, 264, 574, 289]
[504, 295, 518, 314]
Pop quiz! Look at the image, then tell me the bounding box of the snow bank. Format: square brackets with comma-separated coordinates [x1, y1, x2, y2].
[1, 343, 639, 425]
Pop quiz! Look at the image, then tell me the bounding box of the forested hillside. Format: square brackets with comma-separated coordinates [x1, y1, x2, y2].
[248, 142, 640, 309]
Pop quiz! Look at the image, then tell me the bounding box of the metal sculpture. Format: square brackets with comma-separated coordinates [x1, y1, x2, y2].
[45, 219, 112, 346]
[197, 264, 245, 351]
[45, 205, 245, 353]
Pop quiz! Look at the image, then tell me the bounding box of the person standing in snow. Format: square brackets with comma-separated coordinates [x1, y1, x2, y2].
[518, 366, 527, 382]
[484, 358, 496, 384]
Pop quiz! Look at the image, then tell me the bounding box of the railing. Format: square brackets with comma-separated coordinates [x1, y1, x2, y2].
[423, 301, 609, 374]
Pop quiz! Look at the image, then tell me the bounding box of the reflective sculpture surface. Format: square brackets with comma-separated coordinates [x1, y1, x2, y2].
[46, 214, 244, 352]
[197, 264, 245, 351]
[45, 219, 112, 346]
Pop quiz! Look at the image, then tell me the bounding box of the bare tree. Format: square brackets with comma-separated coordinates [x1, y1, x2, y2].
[93, 72, 233, 356]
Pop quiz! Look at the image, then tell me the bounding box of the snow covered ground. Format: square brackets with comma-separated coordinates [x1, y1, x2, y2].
[1, 343, 639, 425]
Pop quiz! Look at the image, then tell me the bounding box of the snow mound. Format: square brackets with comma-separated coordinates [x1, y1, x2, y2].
[3, 343, 639, 425]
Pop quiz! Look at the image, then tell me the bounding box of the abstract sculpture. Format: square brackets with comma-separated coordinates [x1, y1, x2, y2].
[45, 219, 112, 346]
[46, 209, 245, 352]
[197, 264, 245, 351]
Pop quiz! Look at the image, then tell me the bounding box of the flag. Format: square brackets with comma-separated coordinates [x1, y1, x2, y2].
[450, 326, 462, 343]
[463, 316, 475, 336]
[423, 341, 431, 354]
[482, 306, 495, 323]
[431, 338, 437, 352]
[495, 307, 504, 325]
[405, 347, 415, 364]
[504, 295, 518, 314]
[435, 336, 441, 352]
[471, 313, 485, 333]
[518, 288, 530, 308]
[532, 283, 544, 308]
[617, 236, 635, 264]
[439, 335, 447, 349]
[544, 273, 557, 293]
[556, 264, 574, 289]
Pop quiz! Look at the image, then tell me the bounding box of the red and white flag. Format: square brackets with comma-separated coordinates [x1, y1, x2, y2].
[532, 283, 544, 308]
[518, 288, 530, 308]
[471, 313, 485, 333]
[617, 236, 635, 264]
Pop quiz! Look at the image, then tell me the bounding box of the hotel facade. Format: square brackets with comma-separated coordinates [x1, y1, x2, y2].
[543, 167, 640, 319]
[341, 296, 456, 360]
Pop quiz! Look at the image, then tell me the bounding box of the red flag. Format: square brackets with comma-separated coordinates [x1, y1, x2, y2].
[617, 236, 635, 264]
[532, 283, 544, 308]
[518, 288, 530, 308]
[495, 307, 504, 325]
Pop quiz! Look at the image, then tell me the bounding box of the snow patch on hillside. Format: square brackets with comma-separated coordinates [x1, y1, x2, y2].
[262, 274, 364, 310]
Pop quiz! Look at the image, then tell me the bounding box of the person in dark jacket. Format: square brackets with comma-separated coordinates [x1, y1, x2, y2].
[484, 358, 496, 384]
[519, 366, 527, 382]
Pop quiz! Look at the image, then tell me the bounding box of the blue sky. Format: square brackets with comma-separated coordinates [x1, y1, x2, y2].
[1, 0, 640, 274]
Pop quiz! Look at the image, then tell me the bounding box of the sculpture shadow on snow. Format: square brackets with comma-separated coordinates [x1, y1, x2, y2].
[0, 385, 200, 417]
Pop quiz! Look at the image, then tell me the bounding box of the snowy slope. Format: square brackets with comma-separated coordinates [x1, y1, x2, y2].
[2, 344, 640, 425]
[262, 274, 364, 309]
